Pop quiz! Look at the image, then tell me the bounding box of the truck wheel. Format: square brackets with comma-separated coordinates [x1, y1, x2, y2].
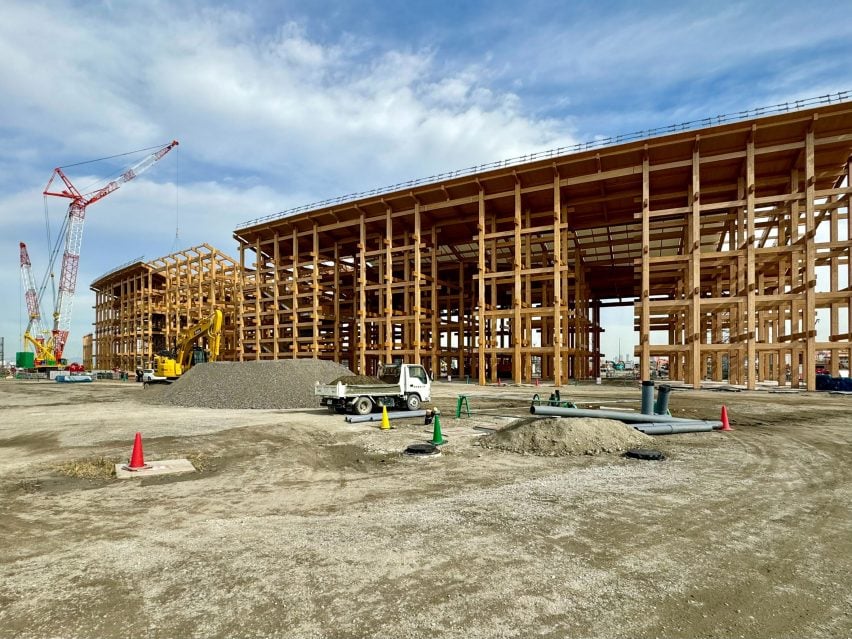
[354, 396, 373, 415]
[406, 394, 421, 411]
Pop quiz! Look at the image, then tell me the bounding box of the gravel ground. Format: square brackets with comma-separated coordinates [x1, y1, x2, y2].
[1, 380, 850, 638]
[478, 416, 652, 455]
[142, 360, 351, 409]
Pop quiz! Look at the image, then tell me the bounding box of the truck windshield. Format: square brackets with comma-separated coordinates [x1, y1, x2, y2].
[379, 365, 401, 383]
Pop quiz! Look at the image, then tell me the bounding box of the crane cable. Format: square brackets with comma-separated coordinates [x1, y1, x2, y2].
[58, 143, 167, 169]
[40, 142, 172, 306]
[171, 144, 181, 252]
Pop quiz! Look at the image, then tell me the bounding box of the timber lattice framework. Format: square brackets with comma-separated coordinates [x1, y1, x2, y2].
[90, 244, 241, 371]
[233, 100, 852, 390]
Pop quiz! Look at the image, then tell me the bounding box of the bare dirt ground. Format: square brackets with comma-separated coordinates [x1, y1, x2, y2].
[0, 378, 850, 638]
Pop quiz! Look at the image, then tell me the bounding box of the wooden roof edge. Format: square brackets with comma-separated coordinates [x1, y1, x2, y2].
[146, 242, 241, 270]
[234, 99, 852, 240]
[90, 259, 150, 290]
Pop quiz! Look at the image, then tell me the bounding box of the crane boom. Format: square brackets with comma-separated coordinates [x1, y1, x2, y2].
[41, 140, 179, 361]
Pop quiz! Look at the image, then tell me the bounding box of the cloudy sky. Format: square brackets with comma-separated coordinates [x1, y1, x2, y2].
[2, 0, 851, 364]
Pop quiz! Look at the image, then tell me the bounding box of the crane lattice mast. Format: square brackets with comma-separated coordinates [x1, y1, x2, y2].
[41, 140, 179, 361]
[19, 242, 55, 365]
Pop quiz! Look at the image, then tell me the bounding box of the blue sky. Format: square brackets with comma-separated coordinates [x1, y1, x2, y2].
[1, 0, 851, 363]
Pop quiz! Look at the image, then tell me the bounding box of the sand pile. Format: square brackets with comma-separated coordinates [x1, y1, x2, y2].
[477, 416, 651, 456]
[143, 360, 351, 409]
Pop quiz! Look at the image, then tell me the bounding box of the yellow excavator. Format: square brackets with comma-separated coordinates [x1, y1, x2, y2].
[154, 309, 223, 379]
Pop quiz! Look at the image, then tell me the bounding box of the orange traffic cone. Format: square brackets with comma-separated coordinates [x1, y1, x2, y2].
[123, 432, 151, 471]
[720, 405, 733, 431]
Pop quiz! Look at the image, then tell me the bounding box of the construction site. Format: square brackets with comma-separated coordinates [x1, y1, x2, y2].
[56, 98, 852, 391]
[2, 95, 851, 639]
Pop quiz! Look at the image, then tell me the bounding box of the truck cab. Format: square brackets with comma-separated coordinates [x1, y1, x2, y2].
[379, 363, 431, 404]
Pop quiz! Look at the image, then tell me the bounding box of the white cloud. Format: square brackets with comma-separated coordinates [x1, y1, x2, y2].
[0, 1, 580, 362]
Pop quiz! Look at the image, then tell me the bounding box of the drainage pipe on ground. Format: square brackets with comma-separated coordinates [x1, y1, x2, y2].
[641, 380, 655, 415]
[654, 384, 672, 415]
[530, 404, 710, 424]
[633, 421, 722, 435]
[345, 410, 428, 423]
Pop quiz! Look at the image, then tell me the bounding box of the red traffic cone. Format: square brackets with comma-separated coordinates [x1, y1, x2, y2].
[720, 405, 732, 431]
[123, 432, 151, 471]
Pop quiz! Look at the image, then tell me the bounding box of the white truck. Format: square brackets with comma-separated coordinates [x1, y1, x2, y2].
[140, 368, 170, 385]
[316, 363, 432, 415]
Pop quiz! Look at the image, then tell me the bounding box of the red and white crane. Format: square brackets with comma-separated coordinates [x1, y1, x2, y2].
[19, 241, 56, 366]
[30, 140, 179, 364]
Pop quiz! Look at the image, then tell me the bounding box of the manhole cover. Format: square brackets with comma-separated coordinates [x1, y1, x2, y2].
[624, 448, 666, 461]
[404, 443, 441, 457]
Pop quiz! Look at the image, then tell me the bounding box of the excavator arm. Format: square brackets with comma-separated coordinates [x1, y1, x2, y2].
[155, 309, 222, 379]
[175, 309, 223, 369]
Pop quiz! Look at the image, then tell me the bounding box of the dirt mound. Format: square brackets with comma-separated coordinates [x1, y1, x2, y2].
[477, 416, 651, 456]
[330, 375, 382, 385]
[143, 360, 351, 409]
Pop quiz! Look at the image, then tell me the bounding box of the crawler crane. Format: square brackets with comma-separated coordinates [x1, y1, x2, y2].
[20, 141, 178, 367]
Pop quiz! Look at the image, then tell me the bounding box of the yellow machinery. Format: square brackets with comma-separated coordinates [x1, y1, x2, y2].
[154, 310, 222, 379]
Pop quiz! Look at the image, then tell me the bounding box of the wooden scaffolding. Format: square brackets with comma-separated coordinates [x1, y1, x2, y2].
[90, 244, 241, 371]
[234, 100, 852, 389]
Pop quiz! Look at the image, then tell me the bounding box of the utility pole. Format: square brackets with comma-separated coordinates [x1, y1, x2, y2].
[0, 336, 5, 374]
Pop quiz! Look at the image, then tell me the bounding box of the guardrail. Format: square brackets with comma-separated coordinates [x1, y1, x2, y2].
[236, 90, 850, 231]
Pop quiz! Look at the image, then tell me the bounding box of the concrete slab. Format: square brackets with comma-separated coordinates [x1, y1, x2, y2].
[115, 458, 196, 479]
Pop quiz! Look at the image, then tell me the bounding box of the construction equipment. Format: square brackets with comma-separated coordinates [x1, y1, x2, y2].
[20, 140, 179, 367]
[315, 363, 432, 415]
[19, 242, 58, 367]
[154, 309, 223, 379]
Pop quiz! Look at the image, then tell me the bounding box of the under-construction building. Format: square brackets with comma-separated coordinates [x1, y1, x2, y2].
[90, 244, 240, 370]
[232, 97, 852, 390]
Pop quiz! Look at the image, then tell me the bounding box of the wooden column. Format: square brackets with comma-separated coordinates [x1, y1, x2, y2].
[414, 201, 423, 365]
[312, 224, 320, 359]
[490, 216, 498, 383]
[458, 261, 465, 379]
[477, 189, 487, 385]
[254, 237, 261, 358]
[847, 160, 852, 346]
[524, 208, 532, 381]
[690, 139, 702, 388]
[358, 210, 366, 374]
[804, 124, 817, 391]
[830, 191, 840, 376]
[272, 233, 280, 358]
[746, 132, 757, 390]
[385, 207, 393, 363]
[333, 243, 341, 363]
[431, 226, 439, 377]
[552, 172, 563, 386]
[291, 230, 299, 358]
[513, 178, 522, 383]
[641, 151, 651, 381]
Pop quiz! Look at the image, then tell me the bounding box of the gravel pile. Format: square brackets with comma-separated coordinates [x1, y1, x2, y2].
[477, 416, 651, 456]
[330, 375, 382, 385]
[143, 360, 352, 409]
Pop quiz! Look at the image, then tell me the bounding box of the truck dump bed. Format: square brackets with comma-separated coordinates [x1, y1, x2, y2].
[315, 381, 401, 398]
